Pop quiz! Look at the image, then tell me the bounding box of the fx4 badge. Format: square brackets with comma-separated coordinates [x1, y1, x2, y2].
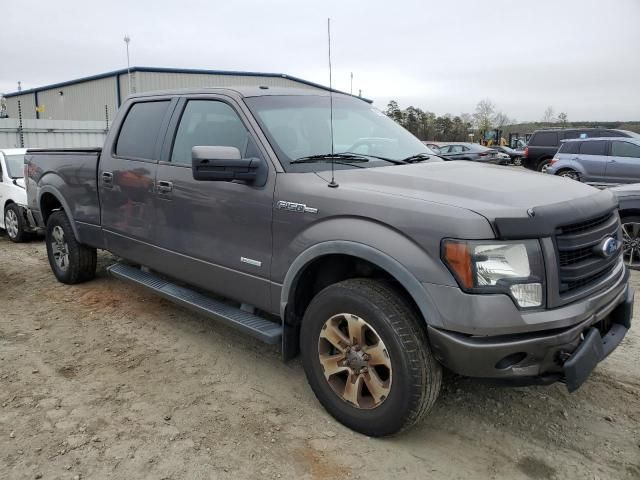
[276, 200, 318, 214]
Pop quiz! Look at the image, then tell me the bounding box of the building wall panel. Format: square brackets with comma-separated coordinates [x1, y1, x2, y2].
[36, 76, 118, 122]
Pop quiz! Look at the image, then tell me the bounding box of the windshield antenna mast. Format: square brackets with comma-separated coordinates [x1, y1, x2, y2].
[327, 18, 338, 188]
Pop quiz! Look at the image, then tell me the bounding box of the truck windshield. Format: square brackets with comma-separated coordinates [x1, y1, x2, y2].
[5, 154, 25, 178]
[245, 95, 436, 172]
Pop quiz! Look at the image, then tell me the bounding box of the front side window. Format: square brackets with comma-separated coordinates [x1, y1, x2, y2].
[171, 100, 249, 165]
[531, 131, 558, 147]
[579, 141, 607, 156]
[116, 101, 171, 160]
[5, 154, 25, 178]
[611, 141, 640, 158]
[245, 95, 435, 172]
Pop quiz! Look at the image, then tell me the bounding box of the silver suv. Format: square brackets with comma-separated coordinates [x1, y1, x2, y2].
[546, 137, 640, 186]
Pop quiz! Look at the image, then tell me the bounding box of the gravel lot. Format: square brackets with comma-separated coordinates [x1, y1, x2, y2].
[1, 233, 639, 480]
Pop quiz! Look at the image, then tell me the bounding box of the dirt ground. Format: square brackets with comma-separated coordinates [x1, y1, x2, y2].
[1, 233, 639, 480]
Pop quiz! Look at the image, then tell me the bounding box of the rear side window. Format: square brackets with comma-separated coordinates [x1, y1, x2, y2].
[531, 131, 558, 146]
[562, 131, 579, 140]
[559, 142, 580, 154]
[116, 101, 171, 160]
[611, 141, 640, 158]
[579, 141, 607, 156]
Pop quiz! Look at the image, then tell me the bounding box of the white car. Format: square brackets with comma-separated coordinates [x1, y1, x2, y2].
[0, 148, 39, 242]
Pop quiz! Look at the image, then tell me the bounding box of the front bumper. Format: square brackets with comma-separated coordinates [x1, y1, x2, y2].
[428, 284, 633, 391]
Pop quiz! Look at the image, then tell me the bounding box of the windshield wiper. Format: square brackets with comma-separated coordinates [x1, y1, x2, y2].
[291, 152, 409, 166]
[290, 153, 371, 165]
[401, 153, 433, 163]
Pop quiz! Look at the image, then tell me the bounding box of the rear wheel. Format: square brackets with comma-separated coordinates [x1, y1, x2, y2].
[300, 278, 442, 437]
[621, 215, 640, 270]
[4, 203, 28, 243]
[46, 211, 97, 284]
[556, 169, 580, 181]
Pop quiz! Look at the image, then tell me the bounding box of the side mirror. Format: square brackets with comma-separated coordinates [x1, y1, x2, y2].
[191, 146, 266, 185]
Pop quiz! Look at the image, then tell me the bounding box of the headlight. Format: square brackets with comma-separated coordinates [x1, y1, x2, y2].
[442, 239, 545, 308]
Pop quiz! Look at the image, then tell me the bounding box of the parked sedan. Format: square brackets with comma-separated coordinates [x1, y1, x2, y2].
[436, 143, 503, 163]
[545, 137, 640, 186]
[611, 183, 640, 269]
[490, 145, 524, 166]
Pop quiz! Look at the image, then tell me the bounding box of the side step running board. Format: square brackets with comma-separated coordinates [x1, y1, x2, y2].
[107, 263, 282, 344]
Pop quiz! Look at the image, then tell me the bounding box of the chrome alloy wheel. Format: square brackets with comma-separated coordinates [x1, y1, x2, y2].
[622, 222, 640, 268]
[318, 313, 392, 409]
[4, 208, 19, 239]
[51, 225, 70, 272]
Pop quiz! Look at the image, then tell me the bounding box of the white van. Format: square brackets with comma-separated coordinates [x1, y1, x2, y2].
[0, 148, 39, 242]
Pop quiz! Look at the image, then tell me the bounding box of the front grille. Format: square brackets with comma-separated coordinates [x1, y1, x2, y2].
[555, 211, 621, 295]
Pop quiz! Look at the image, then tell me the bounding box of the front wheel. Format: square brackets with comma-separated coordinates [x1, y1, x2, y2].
[46, 211, 97, 284]
[300, 278, 442, 437]
[621, 215, 640, 270]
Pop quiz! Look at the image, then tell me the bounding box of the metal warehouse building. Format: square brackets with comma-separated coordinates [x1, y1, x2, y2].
[2, 66, 339, 122]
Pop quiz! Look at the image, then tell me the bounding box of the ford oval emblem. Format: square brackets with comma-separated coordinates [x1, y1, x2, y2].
[598, 237, 620, 258]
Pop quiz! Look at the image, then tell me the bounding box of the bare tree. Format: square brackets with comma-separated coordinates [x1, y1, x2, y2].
[474, 99, 495, 133]
[558, 112, 568, 127]
[493, 111, 511, 129]
[542, 106, 556, 124]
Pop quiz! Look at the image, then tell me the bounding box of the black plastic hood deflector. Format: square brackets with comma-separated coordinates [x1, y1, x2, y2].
[493, 188, 618, 239]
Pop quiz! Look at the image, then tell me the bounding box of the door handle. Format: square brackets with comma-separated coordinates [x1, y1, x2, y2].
[101, 171, 113, 184]
[156, 180, 173, 193]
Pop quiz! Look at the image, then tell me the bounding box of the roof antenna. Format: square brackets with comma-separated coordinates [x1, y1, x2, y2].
[327, 18, 338, 188]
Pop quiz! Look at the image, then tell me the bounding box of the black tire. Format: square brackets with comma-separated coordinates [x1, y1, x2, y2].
[300, 278, 442, 437]
[45, 211, 97, 284]
[620, 214, 640, 271]
[556, 169, 580, 181]
[537, 158, 552, 172]
[4, 203, 29, 243]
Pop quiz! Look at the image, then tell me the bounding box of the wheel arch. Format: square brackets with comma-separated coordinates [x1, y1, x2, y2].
[280, 241, 442, 360]
[38, 186, 80, 240]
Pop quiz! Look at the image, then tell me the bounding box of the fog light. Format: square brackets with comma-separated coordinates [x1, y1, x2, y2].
[510, 283, 542, 308]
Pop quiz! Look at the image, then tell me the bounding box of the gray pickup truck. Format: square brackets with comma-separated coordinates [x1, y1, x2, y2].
[25, 87, 633, 436]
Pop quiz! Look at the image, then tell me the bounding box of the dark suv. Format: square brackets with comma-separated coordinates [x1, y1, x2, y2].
[523, 128, 637, 172]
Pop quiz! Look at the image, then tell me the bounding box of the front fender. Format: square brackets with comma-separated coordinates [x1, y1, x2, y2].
[277, 216, 453, 329]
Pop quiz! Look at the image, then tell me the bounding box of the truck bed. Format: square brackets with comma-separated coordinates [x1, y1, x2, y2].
[26, 148, 102, 245]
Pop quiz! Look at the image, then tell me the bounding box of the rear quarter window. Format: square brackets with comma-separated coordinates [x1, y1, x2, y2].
[531, 131, 558, 147]
[116, 101, 171, 160]
[559, 142, 580, 154]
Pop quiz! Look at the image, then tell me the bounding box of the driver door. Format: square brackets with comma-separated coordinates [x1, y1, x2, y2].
[152, 96, 276, 312]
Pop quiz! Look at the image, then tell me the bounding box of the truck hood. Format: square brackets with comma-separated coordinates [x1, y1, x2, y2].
[329, 161, 605, 220]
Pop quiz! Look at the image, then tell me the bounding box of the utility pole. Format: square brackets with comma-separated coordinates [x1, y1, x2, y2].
[350, 72, 353, 95]
[124, 35, 132, 94]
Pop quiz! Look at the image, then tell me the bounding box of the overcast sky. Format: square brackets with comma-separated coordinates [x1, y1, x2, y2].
[2, 0, 639, 121]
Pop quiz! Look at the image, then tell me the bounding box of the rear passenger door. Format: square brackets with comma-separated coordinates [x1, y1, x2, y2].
[576, 140, 608, 184]
[605, 141, 640, 185]
[99, 98, 176, 263]
[151, 96, 275, 312]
